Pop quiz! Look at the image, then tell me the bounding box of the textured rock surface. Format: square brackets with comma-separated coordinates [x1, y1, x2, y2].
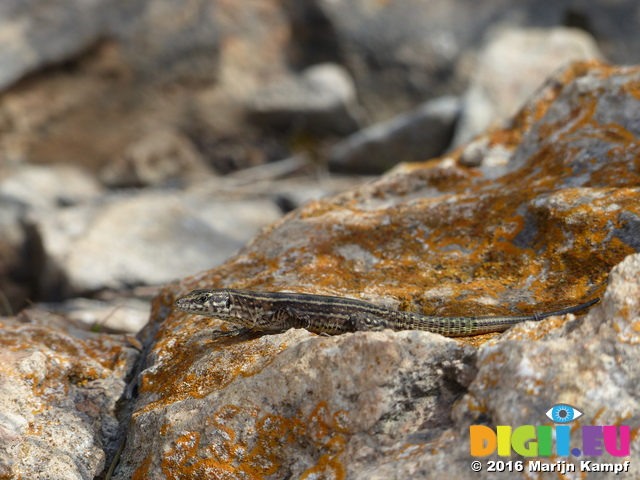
[361, 252, 640, 479]
[116, 62, 640, 478]
[118, 328, 475, 479]
[0, 309, 139, 479]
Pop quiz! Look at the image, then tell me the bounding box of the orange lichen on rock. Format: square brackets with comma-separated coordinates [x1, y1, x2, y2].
[0, 320, 133, 401]
[0, 313, 139, 479]
[145, 401, 349, 480]
[136, 327, 289, 415]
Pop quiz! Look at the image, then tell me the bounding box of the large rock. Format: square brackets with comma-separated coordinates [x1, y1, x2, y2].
[115, 62, 640, 478]
[118, 328, 476, 478]
[349, 253, 640, 479]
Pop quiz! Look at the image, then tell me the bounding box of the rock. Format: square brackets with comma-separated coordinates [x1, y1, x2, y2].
[116, 327, 476, 479]
[0, 163, 104, 209]
[0, 198, 45, 316]
[0, 309, 139, 479]
[99, 128, 213, 188]
[328, 96, 460, 174]
[362, 252, 640, 479]
[0, 0, 110, 91]
[37, 191, 283, 296]
[246, 63, 360, 135]
[117, 62, 640, 477]
[0, 0, 220, 92]
[36, 297, 151, 334]
[452, 27, 603, 146]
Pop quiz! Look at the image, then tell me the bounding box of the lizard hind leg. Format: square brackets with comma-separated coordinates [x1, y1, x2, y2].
[350, 312, 389, 332]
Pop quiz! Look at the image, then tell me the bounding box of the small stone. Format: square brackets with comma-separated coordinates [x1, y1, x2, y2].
[329, 96, 460, 174]
[246, 63, 361, 135]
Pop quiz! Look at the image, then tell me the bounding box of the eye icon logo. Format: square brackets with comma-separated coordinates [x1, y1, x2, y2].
[546, 404, 583, 423]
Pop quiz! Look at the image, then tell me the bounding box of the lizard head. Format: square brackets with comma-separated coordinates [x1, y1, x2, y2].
[174, 289, 233, 318]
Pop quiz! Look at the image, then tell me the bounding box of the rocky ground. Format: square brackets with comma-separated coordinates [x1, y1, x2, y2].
[0, 2, 639, 479]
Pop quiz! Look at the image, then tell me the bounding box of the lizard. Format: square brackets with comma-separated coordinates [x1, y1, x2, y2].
[173, 288, 599, 337]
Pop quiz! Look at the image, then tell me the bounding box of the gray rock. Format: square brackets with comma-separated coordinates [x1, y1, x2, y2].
[247, 63, 360, 135]
[0, 164, 104, 209]
[0, 0, 108, 91]
[37, 191, 283, 295]
[329, 96, 460, 174]
[36, 297, 151, 334]
[0, 0, 220, 91]
[452, 27, 603, 146]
